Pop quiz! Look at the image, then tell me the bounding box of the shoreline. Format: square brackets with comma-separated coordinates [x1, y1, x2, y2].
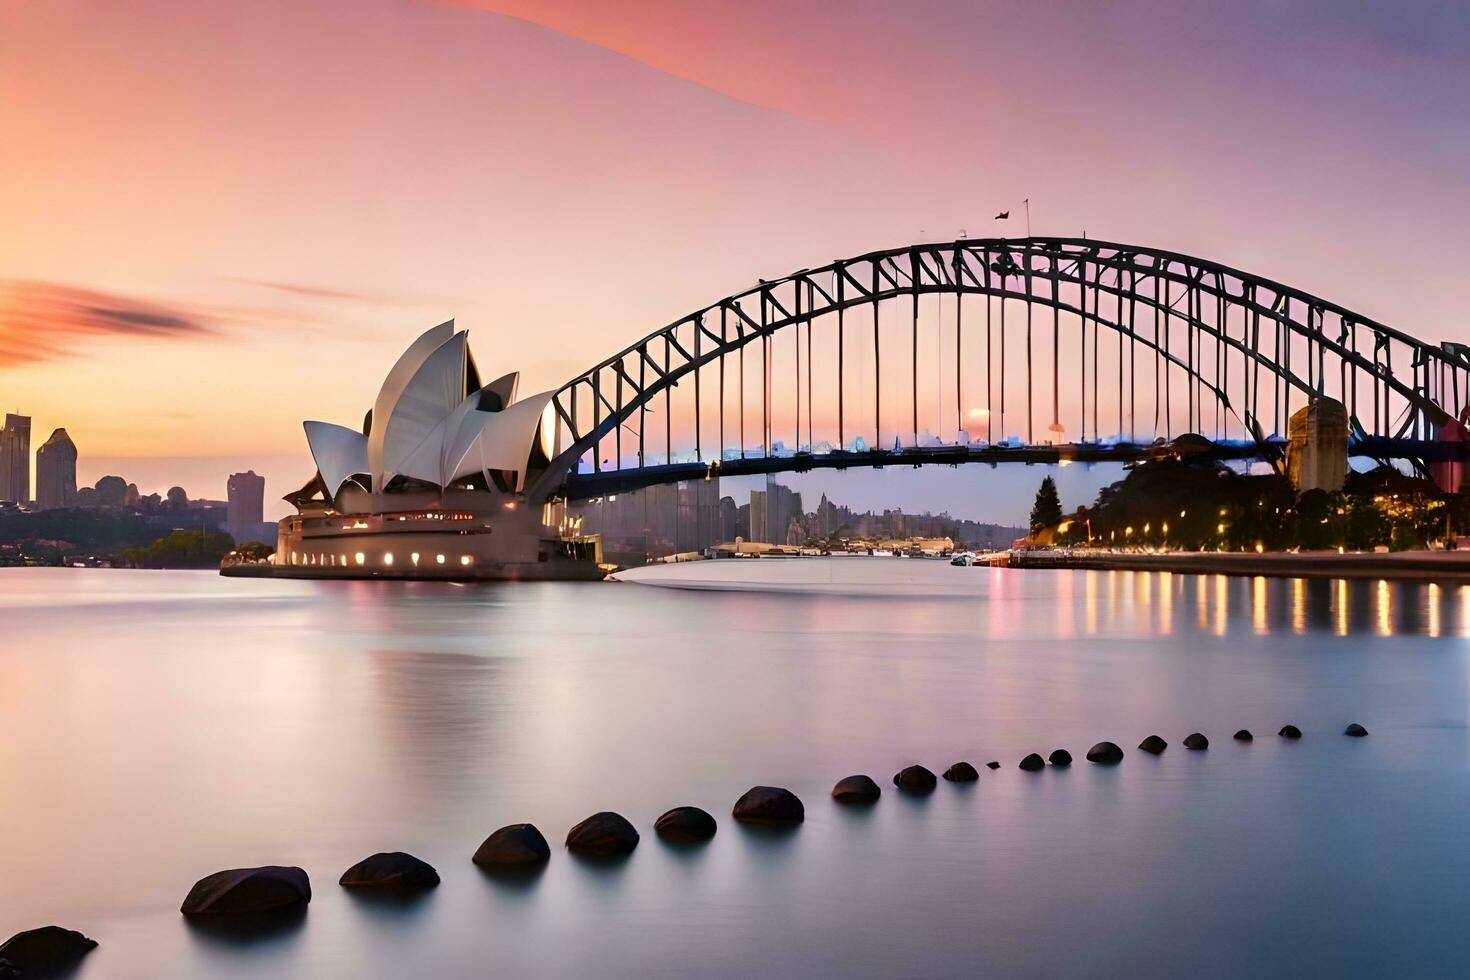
[996, 548, 1470, 581]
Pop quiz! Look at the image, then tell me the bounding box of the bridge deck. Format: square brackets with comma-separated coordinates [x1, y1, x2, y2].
[560, 437, 1470, 500]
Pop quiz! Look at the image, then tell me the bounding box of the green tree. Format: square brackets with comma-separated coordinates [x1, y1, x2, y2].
[120, 529, 235, 568]
[1030, 476, 1064, 536]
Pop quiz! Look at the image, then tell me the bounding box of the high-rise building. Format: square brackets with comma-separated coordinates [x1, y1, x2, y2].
[811, 492, 841, 539]
[227, 470, 267, 542]
[749, 480, 801, 544]
[673, 476, 721, 553]
[717, 495, 739, 542]
[0, 413, 32, 503]
[35, 428, 78, 509]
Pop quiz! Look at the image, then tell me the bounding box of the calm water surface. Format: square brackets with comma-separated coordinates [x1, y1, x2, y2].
[2, 564, 1468, 978]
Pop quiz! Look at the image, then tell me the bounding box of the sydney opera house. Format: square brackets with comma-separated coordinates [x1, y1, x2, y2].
[238, 322, 602, 580]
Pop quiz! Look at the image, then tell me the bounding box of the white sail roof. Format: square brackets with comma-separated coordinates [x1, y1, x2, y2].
[367, 320, 455, 489]
[374, 331, 467, 489]
[301, 323, 552, 498]
[448, 390, 556, 491]
[303, 421, 369, 497]
[482, 371, 519, 411]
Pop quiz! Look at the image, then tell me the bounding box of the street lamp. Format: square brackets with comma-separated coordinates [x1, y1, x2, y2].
[1058, 516, 1093, 546]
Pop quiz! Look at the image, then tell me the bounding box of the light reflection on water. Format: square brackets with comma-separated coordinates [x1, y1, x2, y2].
[0, 565, 1468, 978]
[1039, 568, 1470, 640]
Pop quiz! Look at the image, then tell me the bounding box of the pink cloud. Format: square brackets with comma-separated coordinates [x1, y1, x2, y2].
[0, 281, 211, 367]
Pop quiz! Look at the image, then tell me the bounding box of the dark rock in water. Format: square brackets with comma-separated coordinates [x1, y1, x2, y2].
[831, 775, 882, 802]
[1183, 732, 1209, 750]
[733, 786, 805, 825]
[942, 762, 979, 782]
[1345, 723, 1369, 737]
[985, 761, 1000, 770]
[654, 806, 717, 843]
[0, 926, 97, 974]
[1086, 741, 1124, 764]
[180, 866, 311, 916]
[1048, 749, 1073, 767]
[893, 765, 938, 793]
[1018, 753, 1045, 771]
[1138, 735, 1168, 754]
[1233, 729, 1253, 742]
[1279, 725, 1302, 739]
[473, 823, 551, 868]
[566, 811, 640, 857]
[339, 852, 440, 890]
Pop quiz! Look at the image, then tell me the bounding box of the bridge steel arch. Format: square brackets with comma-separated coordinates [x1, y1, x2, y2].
[528, 237, 1470, 501]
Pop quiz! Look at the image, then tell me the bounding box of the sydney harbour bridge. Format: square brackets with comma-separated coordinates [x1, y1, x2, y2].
[526, 237, 1470, 503]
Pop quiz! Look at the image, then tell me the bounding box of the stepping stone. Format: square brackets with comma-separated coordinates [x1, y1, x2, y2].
[831, 775, 881, 803]
[942, 762, 979, 782]
[473, 823, 551, 869]
[893, 765, 938, 793]
[655, 806, 718, 843]
[180, 866, 311, 916]
[339, 852, 439, 890]
[566, 812, 640, 857]
[0, 926, 97, 975]
[733, 786, 804, 825]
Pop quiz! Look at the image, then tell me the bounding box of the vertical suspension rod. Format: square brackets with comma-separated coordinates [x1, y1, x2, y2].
[912, 249, 920, 447]
[837, 268, 845, 450]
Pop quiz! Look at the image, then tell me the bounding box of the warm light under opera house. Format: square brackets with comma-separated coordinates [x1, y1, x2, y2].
[242, 321, 603, 580]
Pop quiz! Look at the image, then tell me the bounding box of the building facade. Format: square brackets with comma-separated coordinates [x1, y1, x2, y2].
[1286, 397, 1349, 493]
[226, 470, 266, 542]
[0, 413, 32, 504]
[35, 428, 78, 509]
[749, 481, 802, 544]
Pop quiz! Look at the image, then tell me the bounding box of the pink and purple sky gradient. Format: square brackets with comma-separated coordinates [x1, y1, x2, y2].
[1, 0, 1467, 514]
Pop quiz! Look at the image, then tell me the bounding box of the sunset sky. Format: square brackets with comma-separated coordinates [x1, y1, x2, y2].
[2, 0, 1467, 517]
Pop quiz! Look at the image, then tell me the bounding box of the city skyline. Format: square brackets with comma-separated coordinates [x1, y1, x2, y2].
[2, 1, 1467, 496]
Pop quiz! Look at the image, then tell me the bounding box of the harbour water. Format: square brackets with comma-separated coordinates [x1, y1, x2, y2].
[2, 563, 1469, 977]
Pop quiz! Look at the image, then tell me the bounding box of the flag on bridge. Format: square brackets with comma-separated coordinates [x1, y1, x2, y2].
[994, 210, 1009, 220]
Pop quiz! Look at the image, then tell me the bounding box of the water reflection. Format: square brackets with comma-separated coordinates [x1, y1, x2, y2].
[183, 906, 308, 951]
[1291, 578, 1306, 635]
[1066, 570, 1470, 638]
[2, 566, 1469, 979]
[1252, 576, 1268, 635]
[476, 864, 547, 894]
